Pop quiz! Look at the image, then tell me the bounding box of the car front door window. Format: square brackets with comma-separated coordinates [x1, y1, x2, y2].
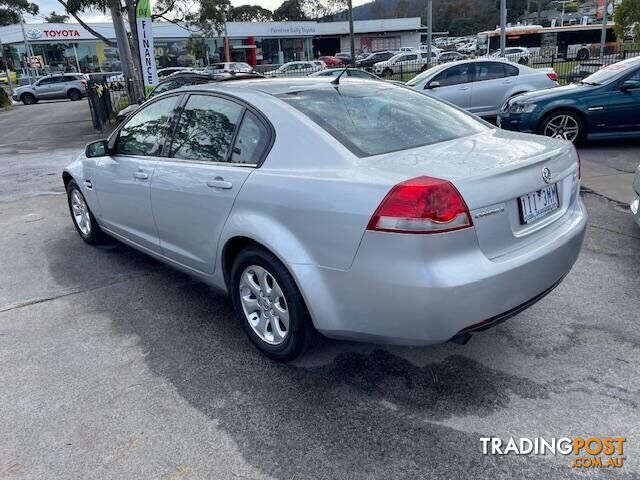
[115, 96, 179, 156]
[433, 65, 471, 87]
[169, 94, 243, 162]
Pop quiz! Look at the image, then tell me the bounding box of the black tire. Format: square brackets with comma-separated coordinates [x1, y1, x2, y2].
[230, 245, 318, 361]
[538, 109, 585, 145]
[576, 48, 590, 61]
[68, 89, 82, 101]
[65, 180, 108, 244]
[21, 93, 36, 105]
[382, 68, 393, 78]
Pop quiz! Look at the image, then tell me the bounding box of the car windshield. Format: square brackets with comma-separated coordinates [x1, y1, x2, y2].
[581, 60, 636, 85]
[405, 64, 449, 86]
[277, 83, 487, 157]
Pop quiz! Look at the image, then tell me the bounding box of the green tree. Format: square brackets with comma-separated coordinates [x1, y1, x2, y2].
[45, 10, 70, 22]
[228, 4, 273, 21]
[185, 0, 231, 36]
[614, 0, 640, 41]
[273, 0, 307, 21]
[0, 0, 38, 26]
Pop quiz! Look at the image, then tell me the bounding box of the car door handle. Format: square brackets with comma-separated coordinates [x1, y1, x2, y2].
[206, 177, 233, 189]
[133, 170, 149, 180]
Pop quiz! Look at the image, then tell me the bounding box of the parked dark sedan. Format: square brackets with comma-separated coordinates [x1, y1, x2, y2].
[355, 51, 395, 68]
[498, 57, 640, 143]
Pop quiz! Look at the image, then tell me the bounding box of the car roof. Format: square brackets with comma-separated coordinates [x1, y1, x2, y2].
[174, 77, 381, 97]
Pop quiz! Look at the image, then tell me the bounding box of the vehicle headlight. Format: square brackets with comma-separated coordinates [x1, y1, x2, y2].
[509, 103, 537, 114]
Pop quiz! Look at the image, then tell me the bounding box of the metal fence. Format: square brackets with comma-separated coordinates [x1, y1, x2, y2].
[248, 45, 640, 85]
[86, 78, 134, 131]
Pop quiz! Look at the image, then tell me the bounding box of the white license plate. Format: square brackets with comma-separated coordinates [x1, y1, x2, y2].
[519, 184, 559, 224]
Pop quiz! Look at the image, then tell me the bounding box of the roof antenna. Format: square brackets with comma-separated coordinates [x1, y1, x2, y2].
[331, 64, 349, 86]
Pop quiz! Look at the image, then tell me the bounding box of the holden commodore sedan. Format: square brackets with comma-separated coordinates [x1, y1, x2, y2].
[498, 56, 640, 144]
[63, 78, 586, 361]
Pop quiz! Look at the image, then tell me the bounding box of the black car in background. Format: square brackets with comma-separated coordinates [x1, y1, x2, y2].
[356, 51, 396, 68]
[115, 71, 264, 124]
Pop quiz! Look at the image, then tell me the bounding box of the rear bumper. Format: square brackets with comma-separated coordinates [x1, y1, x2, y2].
[291, 195, 587, 346]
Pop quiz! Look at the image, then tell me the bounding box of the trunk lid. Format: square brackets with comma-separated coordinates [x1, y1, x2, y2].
[357, 128, 580, 259]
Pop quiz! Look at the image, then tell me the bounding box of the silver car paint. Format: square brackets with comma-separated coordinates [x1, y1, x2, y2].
[64, 79, 586, 345]
[408, 59, 557, 117]
[12, 74, 85, 101]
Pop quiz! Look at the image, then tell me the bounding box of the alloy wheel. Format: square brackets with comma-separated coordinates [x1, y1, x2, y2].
[70, 189, 91, 236]
[543, 114, 580, 142]
[239, 265, 290, 345]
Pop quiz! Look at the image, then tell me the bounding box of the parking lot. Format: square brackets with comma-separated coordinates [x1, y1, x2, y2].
[0, 100, 639, 479]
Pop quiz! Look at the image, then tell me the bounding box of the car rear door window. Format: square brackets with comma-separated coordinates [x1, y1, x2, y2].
[169, 94, 243, 163]
[231, 111, 270, 165]
[433, 64, 472, 86]
[114, 96, 179, 156]
[475, 62, 506, 81]
[504, 64, 519, 77]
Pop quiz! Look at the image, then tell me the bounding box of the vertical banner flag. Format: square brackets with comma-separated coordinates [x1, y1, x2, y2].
[136, 0, 158, 95]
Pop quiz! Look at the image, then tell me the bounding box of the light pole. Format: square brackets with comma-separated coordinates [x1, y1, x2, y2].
[599, 0, 609, 60]
[500, 0, 506, 57]
[426, 0, 433, 67]
[347, 0, 355, 65]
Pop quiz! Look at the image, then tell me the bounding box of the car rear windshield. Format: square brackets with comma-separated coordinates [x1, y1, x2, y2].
[277, 83, 487, 156]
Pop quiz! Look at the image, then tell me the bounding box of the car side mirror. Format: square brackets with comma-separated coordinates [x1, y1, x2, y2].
[85, 139, 108, 158]
[137, 97, 145, 105]
[427, 81, 440, 89]
[620, 80, 640, 92]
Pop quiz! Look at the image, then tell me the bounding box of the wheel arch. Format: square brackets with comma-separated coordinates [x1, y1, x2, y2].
[536, 105, 589, 134]
[62, 170, 74, 188]
[219, 233, 335, 332]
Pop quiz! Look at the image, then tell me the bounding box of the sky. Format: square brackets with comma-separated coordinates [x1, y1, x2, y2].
[26, 0, 370, 23]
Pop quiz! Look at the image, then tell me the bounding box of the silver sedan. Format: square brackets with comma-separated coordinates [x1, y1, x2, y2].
[406, 59, 558, 117]
[63, 78, 586, 360]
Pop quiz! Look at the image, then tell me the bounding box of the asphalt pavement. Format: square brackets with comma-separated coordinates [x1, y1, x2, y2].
[0, 100, 639, 479]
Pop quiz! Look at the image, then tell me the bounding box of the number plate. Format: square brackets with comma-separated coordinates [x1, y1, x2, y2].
[519, 184, 559, 224]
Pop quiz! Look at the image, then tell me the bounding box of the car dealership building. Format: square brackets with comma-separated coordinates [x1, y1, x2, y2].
[0, 18, 423, 75]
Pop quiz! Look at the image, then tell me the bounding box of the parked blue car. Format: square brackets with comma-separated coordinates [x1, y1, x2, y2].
[498, 56, 640, 143]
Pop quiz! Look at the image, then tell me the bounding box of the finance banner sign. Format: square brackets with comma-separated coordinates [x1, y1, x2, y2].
[136, 0, 158, 94]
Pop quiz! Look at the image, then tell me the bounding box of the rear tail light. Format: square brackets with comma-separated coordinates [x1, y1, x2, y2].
[367, 176, 473, 234]
[547, 72, 558, 82]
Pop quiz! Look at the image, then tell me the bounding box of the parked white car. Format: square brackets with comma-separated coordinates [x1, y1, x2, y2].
[373, 52, 437, 77]
[491, 47, 531, 65]
[406, 59, 558, 117]
[203, 62, 253, 75]
[457, 42, 477, 54]
[263, 61, 323, 77]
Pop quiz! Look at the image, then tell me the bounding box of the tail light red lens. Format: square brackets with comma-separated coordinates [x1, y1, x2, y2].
[367, 176, 473, 234]
[547, 72, 558, 82]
